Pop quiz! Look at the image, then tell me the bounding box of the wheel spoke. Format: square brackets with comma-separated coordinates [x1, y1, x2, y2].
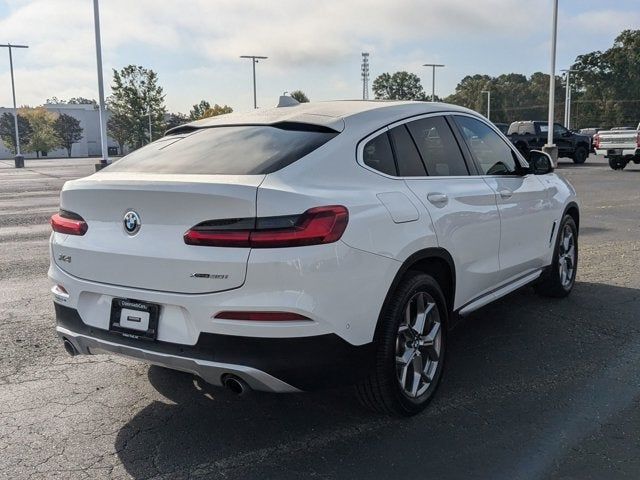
[396, 348, 415, 366]
[410, 354, 423, 397]
[420, 321, 441, 360]
[412, 300, 434, 336]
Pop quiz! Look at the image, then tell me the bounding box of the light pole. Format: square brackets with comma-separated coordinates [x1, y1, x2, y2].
[482, 90, 491, 121]
[422, 64, 445, 102]
[92, 0, 109, 169]
[543, 0, 559, 163]
[561, 69, 579, 130]
[240, 55, 268, 109]
[0, 43, 28, 168]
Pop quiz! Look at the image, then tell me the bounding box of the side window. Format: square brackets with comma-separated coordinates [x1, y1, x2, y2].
[389, 125, 427, 176]
[554, 123, 568, 137]
[406, 116, 469, 176]
[362, 132, 397, 176]
[454, 116, 519, 176]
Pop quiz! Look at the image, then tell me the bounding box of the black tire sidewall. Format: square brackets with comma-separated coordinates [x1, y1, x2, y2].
[573, 146, 587, 164]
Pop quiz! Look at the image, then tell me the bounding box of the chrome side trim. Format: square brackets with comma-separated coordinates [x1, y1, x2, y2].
[458, 269, 543, 317]
[56, 326, 300, 393]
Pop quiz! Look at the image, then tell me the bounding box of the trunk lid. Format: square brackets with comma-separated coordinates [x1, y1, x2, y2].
[53, 172, 263, 294]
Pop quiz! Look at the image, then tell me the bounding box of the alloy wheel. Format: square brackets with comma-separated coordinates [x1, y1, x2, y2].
[558, 224, 576, 288]
[395, 292, 442, 398]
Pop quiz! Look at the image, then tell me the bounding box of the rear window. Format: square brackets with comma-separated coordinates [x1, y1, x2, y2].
[105, 124, 338, 175]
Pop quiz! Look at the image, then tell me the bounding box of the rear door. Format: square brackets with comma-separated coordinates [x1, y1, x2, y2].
[399, 115, 502, 307]
[452, 115, 553, 280]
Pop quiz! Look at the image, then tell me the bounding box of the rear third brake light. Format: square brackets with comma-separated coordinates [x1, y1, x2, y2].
[51, 210, 88, 236]
[184, 205, 348, 248]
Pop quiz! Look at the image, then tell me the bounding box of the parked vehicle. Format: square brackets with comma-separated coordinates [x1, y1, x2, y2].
[507, 121, 591, 164]
[578, 128, 602, 153]
[50, 100, 579, 416]
[594, 122, 640, 170]
[493, 122, 509, 135]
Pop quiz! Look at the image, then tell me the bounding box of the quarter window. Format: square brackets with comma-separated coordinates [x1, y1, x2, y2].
[389, 125, 427, 176]
[406, 117, 469, 176]
[454, 116, 519, 176]
[362, 132, 397, 176]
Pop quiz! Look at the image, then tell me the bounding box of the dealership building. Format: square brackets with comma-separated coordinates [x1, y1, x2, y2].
[0, 103, 123, 160]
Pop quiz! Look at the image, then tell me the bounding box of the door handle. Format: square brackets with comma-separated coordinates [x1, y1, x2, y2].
[427, 193, 448, 206]
[498, 189, 513, 199]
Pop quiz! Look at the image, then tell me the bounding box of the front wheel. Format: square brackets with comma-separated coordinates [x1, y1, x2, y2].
[535, 215, 578, 297]
[609, 157, 627, 170]
[357, 272, 447, 416]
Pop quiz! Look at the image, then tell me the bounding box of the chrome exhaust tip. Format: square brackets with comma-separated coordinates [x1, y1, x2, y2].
[63, 338, 78, 357]
[222, 374, 249, 395]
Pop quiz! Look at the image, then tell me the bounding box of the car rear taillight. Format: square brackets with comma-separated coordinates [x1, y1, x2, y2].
[637, 132, 640, 148]
[214, 311, 311, 321]
[593, 134, 600, 149]
[184, 205, 348, 248]
[51, 210, 88, 236]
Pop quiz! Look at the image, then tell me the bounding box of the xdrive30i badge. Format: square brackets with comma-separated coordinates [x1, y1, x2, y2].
[123, 210, 141, 235]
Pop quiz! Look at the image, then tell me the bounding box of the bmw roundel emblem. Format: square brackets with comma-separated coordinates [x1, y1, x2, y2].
[123, 210, 141, 235]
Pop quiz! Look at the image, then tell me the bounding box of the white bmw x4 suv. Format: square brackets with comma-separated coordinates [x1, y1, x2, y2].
[50, 101, 579, 416]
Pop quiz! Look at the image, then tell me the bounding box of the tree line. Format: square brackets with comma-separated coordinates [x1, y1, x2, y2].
[373, 29, 640, 129]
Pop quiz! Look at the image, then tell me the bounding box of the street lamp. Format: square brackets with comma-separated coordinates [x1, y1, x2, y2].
[543, 0, 559, 163]
[0, 43, 29, 168]
[422, 63, 445, 102]
[92, 0, 109, 169]
[481, 90, 491, 121]
[561, 68, 579, 130]
[240, 55, 268, 109]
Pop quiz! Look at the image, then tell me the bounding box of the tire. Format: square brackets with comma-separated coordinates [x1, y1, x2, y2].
[535, 215, 578, 298]
[356, 272, 447, 416]
[609, 157, 627, 170]
[572, 146, 588, 164]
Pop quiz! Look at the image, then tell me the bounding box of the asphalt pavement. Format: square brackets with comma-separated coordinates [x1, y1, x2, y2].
[1, 155, 639, 479]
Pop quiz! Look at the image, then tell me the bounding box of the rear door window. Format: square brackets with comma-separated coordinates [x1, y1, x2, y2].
[105, 124, 338, 175]
[389, 125, 427, 176]
[406, 116, 469, 176]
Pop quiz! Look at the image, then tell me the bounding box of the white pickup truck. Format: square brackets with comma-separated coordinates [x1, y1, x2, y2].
[594, 123, 640, 170]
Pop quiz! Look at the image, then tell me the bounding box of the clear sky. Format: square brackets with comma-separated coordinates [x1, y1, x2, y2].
[0, 0, 638, 114]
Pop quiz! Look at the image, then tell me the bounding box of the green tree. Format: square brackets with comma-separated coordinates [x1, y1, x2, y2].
[289, 90, 309, 103]
[0, 112, 33, 154]
[21, 107, 59, 158]
[107, 111, 130, 155]
[53, 113, 83, 157]
[189, 100, 211, 120]
[109, 65, 166, 149]
[201, 104, 233, 118]
[372, 72, 427, 100]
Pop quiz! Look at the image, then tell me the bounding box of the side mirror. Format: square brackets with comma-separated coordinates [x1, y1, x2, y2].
[528, 150, 554, 175]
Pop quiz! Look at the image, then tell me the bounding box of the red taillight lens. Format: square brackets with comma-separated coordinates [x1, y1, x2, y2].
[184, 205, 348, 248]
[594, 134, 600, 149]
[51, 212, 88, 236]
[637, 133, 640, 148]
[214, 311, 311, 321]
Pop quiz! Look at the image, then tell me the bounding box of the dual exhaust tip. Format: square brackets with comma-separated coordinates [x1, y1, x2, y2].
[62, 338, 250, 395]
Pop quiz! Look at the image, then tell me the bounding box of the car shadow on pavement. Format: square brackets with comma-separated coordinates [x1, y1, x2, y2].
[115, 281, 640, 480]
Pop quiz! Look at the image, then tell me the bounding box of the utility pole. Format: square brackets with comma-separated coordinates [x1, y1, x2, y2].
[240, 55, 268, 109]
[482, 90, 491, 121]
[92, 0, 109, 169]
[361, 53, 370, 100]
[422, 63, 445, 102]
[0, 43, 28, 168]
[543, 0, 559, 163]
[562, 69, 579, 129]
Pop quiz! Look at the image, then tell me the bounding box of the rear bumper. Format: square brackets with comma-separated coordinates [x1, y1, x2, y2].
[595, 147, 639, 157]
[55, 303, 374, 392]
